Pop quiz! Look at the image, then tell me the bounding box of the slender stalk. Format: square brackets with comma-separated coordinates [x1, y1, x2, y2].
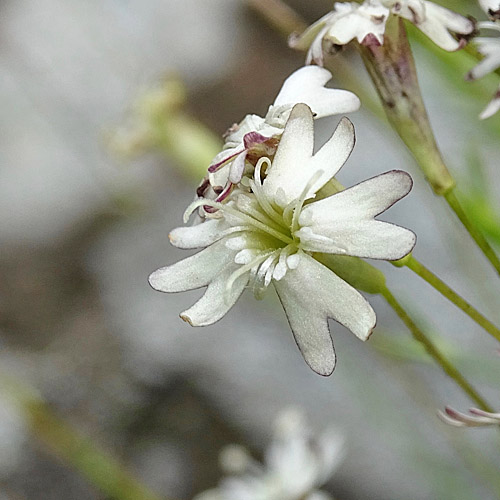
[382, 287, 494, 412]
[444, 189, 500, 276]
[405, 256, 500, 342]
[0, 372, 168, 500]
[26, 400, 167, 500]
[247, 0, 307, 36]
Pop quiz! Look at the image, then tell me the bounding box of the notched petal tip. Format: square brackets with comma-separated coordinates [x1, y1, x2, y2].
[360, 317, 377, 342]
[180, 312, 195, 326]
[361, 33, 383, 47]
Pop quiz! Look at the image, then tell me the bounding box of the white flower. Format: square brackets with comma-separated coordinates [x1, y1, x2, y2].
[479, 0, 500, 20]
[438, 406, 500, 427]
[383, 0, 475, 51]
[289, 0, 475, 64]
[203, 66, 361, 204]
[149, 104, 415, 375]
[467, 22, 500, 119]
[289, 1, 389, 65]
[193, 409, 344, 500]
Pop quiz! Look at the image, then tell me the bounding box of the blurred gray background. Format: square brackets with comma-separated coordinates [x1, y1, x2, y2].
[1, 0, 500, 499]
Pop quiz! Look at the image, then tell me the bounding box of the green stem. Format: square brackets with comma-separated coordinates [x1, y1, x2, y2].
[358, 17, 500, 275]
[405, 256, 500, 342]
[247, 0, 307, 37]
[29, 401, 167, 500]
[444, 189, 500, 276]
[26, 400, 167, 500]
[0, 373, 170, 500]
[382, 287, 494, 412]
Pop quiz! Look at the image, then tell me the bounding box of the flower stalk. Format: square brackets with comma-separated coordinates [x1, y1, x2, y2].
[381, 287, 494, 412]
[444, 189, 500, 275]
[404, 255, 500, 342]
[27, 401, 166, 500]
[358, 16, 500, 275]
[0, 374, 167, 500]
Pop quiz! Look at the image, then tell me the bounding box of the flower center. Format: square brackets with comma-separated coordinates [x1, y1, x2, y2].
[184, 157, 325, 300]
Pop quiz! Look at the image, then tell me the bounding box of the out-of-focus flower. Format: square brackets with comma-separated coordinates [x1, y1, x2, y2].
[149, 104, 415, 375]
[193, 409, 344, 500]
[289, 0, 475, 64]
[106, 77, 187, 158]
[202, 66, 360, 206]
[438, 406, 500, 427]
[467, 22, 500, 119]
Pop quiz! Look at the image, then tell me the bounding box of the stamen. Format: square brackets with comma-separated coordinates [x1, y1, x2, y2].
[295, 227, 347, 253]
[282, 201, 295, 228]
[251, 250, 281, 298]
[208, 148, 244, 173]
[249, 157, 286, 229]
[273, 245, 293, 281]
[291, 170, 324, 236]
[235, 248, 259, 264]
[256, 251, 280, 284]
[264, 257, 279, 287]
[184, 198, 293, 245]
[215, 182, 234, 203]
[236, 195, 288, 234]
[217, 225, 258, 240]
[225, 251, 273, 303]
[287, 252, 301, 269]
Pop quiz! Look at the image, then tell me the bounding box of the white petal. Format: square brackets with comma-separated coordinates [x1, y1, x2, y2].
[180, 265, 249, 327]
[404, 1, 474, 51]
[326, 3, 389, 45]
[479, 0, 500, 17]
[263, 106, 355, 205]
[298, 220, 416, 260]
[225, 114, 266, 145]
[288, 12, 335, 51]
[169, 219, 229, 249]
[306, 25, 330, 65]
[480, 88, 500, 119]
[478, 21, 500, 32]
[387, 0, 426, 24]
[263, 104, 314, 203]
[305, 117, 355, 196]
[468, 39, 500, 79]
[273, 66, 361, 118]
[229, 151, 248, 184]
[148, 239, 233, 293]
[300, 170, 413, 224]
[208, 146, 244, 176]
[274, 253, 376, 376]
